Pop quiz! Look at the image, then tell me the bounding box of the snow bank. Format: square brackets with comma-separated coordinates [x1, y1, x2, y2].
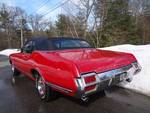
[100, 44, 150, 96]
[0, 49, 20, 56]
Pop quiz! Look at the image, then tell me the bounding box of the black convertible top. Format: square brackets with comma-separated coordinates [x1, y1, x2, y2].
[28, 37, 87, 42]
[24, 37, 93, 51]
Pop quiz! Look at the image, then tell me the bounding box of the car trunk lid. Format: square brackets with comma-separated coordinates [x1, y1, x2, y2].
[48, 48, 136, 74]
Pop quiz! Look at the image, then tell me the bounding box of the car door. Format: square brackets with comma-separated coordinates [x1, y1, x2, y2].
[20, 40, 34, 76]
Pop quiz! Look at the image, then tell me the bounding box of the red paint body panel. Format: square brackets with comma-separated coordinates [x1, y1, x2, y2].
[50, 48, 136, 73]
[9, 48, 137, 97]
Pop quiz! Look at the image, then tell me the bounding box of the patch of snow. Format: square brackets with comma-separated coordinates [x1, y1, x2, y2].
[0, 49, 20, 56]
[100, 44, 150, 96]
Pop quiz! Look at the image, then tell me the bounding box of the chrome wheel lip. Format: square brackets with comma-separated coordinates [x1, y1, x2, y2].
[11, 65, 15, 73]
[37, 77, 46, 98]
[11, 64, 15, 85]
[11, 76, 16, 84]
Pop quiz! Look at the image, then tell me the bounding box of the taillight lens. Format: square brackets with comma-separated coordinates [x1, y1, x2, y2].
[84, 75, 96, 84]
[85, 85, 96, 92]
[76, 73, 98, 93]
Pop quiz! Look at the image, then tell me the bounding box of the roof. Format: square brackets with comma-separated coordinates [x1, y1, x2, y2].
[27, 37, 86, 42]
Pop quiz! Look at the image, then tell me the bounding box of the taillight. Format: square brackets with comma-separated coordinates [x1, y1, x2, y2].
[75, 73, 98, 94]
[84, 85, 96, 92]
[82, 73, 98, 93]
[84, 75, 96, 84]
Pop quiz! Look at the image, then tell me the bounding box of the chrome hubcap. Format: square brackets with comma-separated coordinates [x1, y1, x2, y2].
[37, 77, 46, 98]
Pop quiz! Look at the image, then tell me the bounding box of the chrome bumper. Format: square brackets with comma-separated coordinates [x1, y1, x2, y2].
[75, 62, 141, 98]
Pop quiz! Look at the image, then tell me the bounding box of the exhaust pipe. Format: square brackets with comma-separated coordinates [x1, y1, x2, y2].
[81, 96, 89, 102]
[126, 78, 132, 82]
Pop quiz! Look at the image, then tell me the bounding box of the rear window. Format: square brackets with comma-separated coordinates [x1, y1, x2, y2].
[52, 39, 92, 49]
[33, 38, 93, 51]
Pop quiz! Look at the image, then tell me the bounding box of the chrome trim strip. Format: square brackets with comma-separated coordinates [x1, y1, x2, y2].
[98, 64, 132, 81]
[75, 63, 141, 98]
[46, 82, 73, 93]
[81, 72, 96, 77]
[75, 78, 85, 91]
[80, 72, 100, 94]
[80, 64, 135, 95]
[132, 61, 142, 75]
[85, 81, 99, 87]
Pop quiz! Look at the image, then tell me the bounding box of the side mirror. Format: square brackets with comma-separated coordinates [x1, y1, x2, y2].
[25, 45, 33, 53]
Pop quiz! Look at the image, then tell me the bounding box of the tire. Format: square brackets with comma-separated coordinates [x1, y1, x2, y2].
[11, 64, 20, 85]
[11, 64, 20, 76]
[100, 90, 106, 96]
[35, 73, 57, 102]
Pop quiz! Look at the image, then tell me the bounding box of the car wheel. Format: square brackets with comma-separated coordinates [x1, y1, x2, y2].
[100, 90, 106, 96]
[11, 64, 20, 85]
[35, 74, 57, 102]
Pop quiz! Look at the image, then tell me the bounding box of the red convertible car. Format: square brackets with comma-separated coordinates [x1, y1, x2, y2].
[9, 37, 141, 102]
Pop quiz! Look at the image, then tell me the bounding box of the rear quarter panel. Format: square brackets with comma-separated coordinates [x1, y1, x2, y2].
[31, 51, 79, 96]
[9, 53, 23, 71]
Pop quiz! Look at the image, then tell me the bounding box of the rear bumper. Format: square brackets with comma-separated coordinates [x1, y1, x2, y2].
[75, 61, 141, 98]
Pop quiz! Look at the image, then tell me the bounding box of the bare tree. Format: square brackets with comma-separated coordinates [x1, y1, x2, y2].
[79, 0, 95, 38]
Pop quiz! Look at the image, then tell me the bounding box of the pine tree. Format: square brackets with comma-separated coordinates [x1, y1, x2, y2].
[55, 14, 69, 36]
[103, 0, 141, 45]
[94, 0, 141, 47]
